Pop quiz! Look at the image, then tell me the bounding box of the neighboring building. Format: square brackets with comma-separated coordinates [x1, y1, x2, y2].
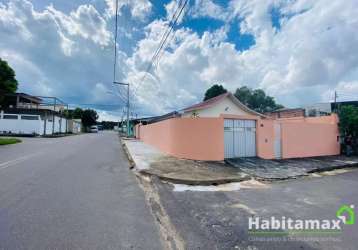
[331, 100, 358, 112]
[0, 93, 68, 135]
[305, 101, 358, 117]
[68, 119, 82, 134]
[265, 108, 305, 119]
[305, 102, 332, 117]
[135, 92, 340, 161]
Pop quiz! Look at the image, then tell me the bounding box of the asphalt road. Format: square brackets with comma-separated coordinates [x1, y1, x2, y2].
[0, 132, 162, 250]
[156, 168, 358, 250]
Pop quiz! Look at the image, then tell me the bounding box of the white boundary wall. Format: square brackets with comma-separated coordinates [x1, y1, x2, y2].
[0, 111, 67, 135]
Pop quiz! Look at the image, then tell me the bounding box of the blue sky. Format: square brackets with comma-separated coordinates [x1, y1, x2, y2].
[0, 0, 358, 120]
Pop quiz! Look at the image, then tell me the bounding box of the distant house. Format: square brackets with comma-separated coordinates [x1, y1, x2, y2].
[305, 101, 358, 117]
[265, 108, 305, 119]
[135, 92, 340, 161]
[0, 93, 70, 135]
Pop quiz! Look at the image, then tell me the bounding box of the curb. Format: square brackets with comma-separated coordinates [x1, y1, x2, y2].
[306, 163, 358, 174]
[138, 169, 251, 186]
[120, 137, 250, 186]
[120, 137, 135, 169]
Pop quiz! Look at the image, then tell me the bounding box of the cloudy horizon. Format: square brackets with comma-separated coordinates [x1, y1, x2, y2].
[1, 0, 357, 121]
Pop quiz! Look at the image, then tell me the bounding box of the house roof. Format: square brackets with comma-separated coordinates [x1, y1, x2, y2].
[4, 93, 43, 104]
[135, 111, 180, 124]
[182, 92, 265, 117]
[267, 107, 304, 113]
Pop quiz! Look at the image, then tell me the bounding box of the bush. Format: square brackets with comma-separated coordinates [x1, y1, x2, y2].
[0, 138, 21, 145]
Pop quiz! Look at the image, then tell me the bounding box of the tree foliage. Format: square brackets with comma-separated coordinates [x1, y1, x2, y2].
[339, 105, 358, 137]
[0, 58, 18, 94]
[0, 58, 18, 105]
[100, 121, 118, 130]
[63, 107, 83, 119]
[72, 107, 84, 119]
[81, 109, 98, 127]
[203, 84, 227, 101]
[234, 86, 284, 113]
[64, 107, 98, 129]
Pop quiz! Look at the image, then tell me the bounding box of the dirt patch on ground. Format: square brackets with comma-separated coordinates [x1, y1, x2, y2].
[139, 157, 250, 185]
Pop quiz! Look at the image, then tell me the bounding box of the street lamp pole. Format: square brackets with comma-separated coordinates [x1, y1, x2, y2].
[113, 81, 130, 137]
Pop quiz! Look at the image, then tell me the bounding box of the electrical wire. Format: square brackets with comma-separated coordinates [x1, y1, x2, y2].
[113, 0, 119, 83]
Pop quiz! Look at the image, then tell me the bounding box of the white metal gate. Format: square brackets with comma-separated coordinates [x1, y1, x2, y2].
[274, 123, 282, 159]
[224, 119, 256, 158]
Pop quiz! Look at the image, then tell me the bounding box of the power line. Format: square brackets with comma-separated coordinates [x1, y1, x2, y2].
[140, 0, 189, 84]
[337, 93, 358, 97]
[113, 0, 119, 82]
[67, 103, 125, 107]
[145, 0, 184, 72]
[154, 0, 189, 68]
[127, 0, 189, 116]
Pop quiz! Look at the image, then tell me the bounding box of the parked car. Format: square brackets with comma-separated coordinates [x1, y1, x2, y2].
[90, 125, 98, 133]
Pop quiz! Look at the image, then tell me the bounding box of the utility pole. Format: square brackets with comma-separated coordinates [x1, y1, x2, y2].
[334, 91, 338, 104]
[113, 82, 130, 137]
[334, 91, 338, 113]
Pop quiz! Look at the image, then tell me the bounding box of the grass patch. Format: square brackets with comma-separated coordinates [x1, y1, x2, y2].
[0, 138, 22, 145]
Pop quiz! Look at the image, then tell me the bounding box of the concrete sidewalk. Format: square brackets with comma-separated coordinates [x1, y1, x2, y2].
[227, 156, 358, 180]
[122, 138, 358, 183]
[122, 139, 249, 185]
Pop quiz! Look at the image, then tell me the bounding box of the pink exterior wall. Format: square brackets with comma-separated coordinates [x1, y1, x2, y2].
[257, 119, 275, 159]
[136, 117, 224, 161]
[136, 114, 340, 161]
[280, 118, 340, 158]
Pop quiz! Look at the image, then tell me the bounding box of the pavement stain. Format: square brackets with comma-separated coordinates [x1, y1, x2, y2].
[134, 174, 186, 250]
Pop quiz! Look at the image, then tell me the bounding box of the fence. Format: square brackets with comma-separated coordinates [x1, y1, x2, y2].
[136, 117, 224, 161]
[135, 114, 340, 161]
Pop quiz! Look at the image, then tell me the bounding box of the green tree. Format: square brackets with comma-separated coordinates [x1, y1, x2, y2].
[63, 107, 83, 119]
[81, 109, 98, 128]
[234, 86, 284, 113]
[203, 84, 227, 101]
[0, 58, 18, 105]
[339, 105, 358, 137]
[72, 107, 83, 119]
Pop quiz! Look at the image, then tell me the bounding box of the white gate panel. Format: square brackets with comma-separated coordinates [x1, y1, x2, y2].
[234, 120, 245, 157]
[274, 123, 282, 159]
[224, 119, 234, 158]
[244, 120, 256, 157]
[224, 119, 257, 158]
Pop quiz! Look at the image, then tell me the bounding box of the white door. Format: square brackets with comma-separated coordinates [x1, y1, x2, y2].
[224, 119, 234, 158]
[224, 119, 256, 158]
[244, 120, 256, 157]
[274, 123, 282, 159]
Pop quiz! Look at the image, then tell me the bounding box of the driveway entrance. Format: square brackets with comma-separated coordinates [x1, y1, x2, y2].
[224, 119, 256, 158]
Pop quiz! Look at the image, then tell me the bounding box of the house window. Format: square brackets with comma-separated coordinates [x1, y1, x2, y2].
[3, 115, 18, 120]
[21, 115, 39, 120]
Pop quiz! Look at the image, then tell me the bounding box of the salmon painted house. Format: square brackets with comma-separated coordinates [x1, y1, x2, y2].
[135, 92, 340, 161]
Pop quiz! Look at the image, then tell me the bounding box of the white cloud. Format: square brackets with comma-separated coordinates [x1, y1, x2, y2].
[0, 0, 125, 109]
[322, 81, 358, 103]
[190, 0, 228, 21]
[97, 110, 122, 122]
[1, 0, 358, 117]
[104, 0, 152, 20]
[47, 4, 111, 47]
[124, 0, 358, 112]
